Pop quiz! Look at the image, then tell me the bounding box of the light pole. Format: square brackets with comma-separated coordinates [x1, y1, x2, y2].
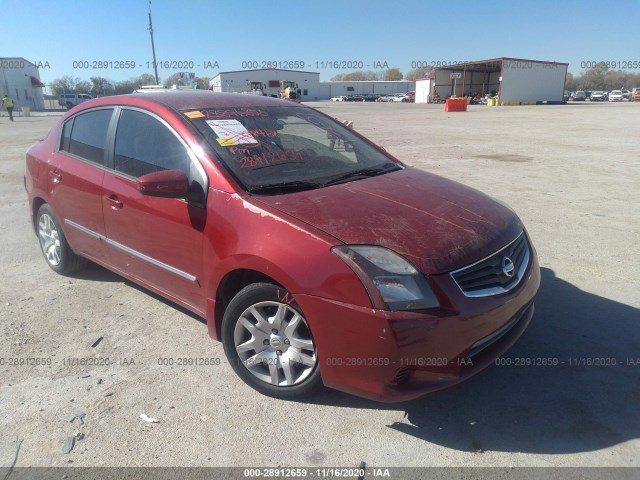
[148, 1, 160, 85]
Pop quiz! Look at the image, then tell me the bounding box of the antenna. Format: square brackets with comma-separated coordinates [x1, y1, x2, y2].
[148, 1, 160, 85]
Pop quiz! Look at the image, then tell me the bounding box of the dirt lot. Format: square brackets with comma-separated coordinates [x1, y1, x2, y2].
[0, 102, 638, 469]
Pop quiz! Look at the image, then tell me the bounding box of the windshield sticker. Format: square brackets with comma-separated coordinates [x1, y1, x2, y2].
[184, 110, 205, 119]
[204, 109, 269, 120]
[206, 119, 259, 146]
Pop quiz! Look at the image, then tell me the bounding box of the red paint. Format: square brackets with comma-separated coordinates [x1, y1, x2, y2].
[246, 128, 278, 138]
[255, 167, 522, 274]
[204, 108, 269, 120]
[240, 149, 303, 169]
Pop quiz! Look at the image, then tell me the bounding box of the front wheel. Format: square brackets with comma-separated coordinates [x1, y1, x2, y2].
[36, 204, 86, 274]
[222, 283, 322, 399]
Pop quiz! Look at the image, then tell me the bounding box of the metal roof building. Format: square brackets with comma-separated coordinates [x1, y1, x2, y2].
[433, 57, 568, 104]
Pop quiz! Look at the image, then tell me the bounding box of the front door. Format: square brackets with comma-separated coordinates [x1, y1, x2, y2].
[102, 108, 208, 312]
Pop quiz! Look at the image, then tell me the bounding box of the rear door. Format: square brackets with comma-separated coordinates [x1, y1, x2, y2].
[49, 108, 115, 261]
[101, 107, 208, 311]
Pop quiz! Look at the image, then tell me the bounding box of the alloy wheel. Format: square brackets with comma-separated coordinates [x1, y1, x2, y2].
[38, 213, 61, 266]
[233, 301, 317, 387]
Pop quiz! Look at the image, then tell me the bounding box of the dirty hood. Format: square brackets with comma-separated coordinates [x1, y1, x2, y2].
[254, 167, 522, 274]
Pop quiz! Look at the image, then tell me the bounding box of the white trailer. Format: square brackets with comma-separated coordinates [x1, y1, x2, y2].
[415, 78, 434, 103]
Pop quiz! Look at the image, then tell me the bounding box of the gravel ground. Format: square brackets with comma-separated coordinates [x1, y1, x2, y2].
[0, 102, 638, 469]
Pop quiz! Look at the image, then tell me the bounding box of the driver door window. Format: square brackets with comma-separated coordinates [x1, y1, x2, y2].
[114, 109, 190, 178]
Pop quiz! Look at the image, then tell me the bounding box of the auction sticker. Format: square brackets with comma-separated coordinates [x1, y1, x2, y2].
[206, 119, 258, 146]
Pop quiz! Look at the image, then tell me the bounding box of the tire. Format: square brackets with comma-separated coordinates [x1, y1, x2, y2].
[36, 204, 86, 275]
[222, 283, 322, 399]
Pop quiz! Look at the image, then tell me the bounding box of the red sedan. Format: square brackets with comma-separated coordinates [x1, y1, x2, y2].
[25, 92, 539, 402]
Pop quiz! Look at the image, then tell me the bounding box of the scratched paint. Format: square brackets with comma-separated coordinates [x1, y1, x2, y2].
[276, 289, 295, 305]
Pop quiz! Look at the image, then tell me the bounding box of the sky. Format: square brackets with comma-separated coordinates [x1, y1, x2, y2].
[2, 0, 638, 90]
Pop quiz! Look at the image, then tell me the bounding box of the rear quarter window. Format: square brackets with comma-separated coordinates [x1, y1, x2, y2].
[60, 118, 74, 151]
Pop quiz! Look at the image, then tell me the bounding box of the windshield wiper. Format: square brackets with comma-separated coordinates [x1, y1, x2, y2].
[322, 165, 400, 187]
[248, 180, 323, 195]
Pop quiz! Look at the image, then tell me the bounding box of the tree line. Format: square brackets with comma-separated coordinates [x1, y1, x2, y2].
[47, 73, 210, 97]
[331, 67, 431, 81]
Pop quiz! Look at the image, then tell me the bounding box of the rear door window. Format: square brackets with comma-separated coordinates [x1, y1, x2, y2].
[66, 109, 114, 165]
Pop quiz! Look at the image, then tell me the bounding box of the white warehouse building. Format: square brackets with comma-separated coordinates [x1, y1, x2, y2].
[1, 57, 45, 111]
[209, 69, 323, 99]
[209, 68, 414, 101]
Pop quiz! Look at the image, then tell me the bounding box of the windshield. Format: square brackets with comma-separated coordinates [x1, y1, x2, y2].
[184, 106, 401, 194]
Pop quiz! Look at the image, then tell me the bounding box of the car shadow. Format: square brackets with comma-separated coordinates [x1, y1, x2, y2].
[67, 262, 123, 282]
[68, 261, 206, 325]
[307, 267, 640, 454]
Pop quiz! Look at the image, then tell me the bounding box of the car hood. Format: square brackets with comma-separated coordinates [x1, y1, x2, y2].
[253, 168, 522, 274]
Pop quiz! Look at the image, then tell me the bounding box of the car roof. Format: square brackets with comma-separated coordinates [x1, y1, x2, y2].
[129, 91, 294, 109]
[75, 91, 302, 112]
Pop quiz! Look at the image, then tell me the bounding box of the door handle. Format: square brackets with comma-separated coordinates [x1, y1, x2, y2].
[49, 169, 62, 183]
[105, 194, 123, 210]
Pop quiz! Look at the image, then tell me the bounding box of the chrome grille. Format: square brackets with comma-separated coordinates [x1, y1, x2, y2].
[450, 232, 530, 297]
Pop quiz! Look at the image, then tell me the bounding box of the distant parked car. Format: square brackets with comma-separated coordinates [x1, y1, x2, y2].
[330, 96, 347, 102]
[608, 90, 624, 102]
[403, 91, 415, 103]
[621, 90, 631, 100]
[571, 91, 587, 101]
[376, 95, 393, 102]
[590, 91, 607, 101]
[390, 93, 407, 102]
[58, 93, 93, 109]
[630, 88, 640, 102]
[346, 94, 365, 102]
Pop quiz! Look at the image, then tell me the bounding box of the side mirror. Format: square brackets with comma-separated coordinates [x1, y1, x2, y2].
[137, 169, 189, 198]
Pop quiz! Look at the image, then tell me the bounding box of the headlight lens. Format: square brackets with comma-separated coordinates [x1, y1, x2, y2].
[332, 245, 439, 311]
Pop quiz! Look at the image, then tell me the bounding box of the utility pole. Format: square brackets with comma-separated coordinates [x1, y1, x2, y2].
[148, 1, 160, 85]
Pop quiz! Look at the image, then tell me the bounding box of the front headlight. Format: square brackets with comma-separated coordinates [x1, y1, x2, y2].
[332, 245, 440, 311]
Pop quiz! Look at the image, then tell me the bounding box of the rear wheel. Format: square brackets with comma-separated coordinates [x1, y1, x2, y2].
[222, 283, 322, 399]
[36, 204, 86, 274]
